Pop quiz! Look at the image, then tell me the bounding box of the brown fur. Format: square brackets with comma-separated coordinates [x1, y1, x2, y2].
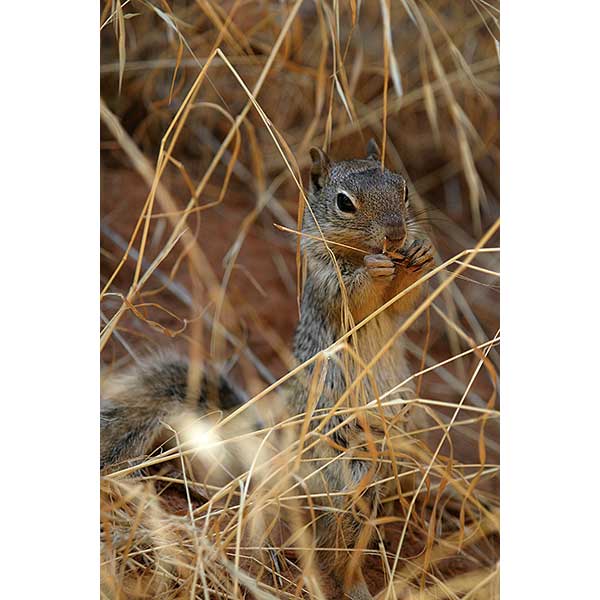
[99, 142, 434, 600]
[100, 354, 245, 472]
[289, 141, 434, 599]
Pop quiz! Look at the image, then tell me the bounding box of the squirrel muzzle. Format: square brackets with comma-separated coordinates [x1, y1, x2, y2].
[383, 220, 407, 251]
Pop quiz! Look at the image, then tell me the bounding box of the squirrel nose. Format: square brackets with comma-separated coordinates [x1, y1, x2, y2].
[384, 222, 406, 246]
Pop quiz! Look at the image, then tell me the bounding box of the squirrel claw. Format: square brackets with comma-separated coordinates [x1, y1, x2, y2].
[396, 240, 434, 272]
[364, 253, 396, 283]
[403, 240, 422, 261]
[409, 255, 434, 272]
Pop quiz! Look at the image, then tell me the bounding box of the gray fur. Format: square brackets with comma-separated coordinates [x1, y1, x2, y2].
[100, 357, 244, 471]
[287, 143, 433, 598]
[99, 143, 433, 599]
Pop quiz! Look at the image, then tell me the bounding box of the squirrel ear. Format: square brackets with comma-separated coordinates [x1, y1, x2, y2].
[309, 146, 331, 191]
[366, 138, 381, 161]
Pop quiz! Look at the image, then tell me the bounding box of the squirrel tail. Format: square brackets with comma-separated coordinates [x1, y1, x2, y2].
[100, 355, 245, 471]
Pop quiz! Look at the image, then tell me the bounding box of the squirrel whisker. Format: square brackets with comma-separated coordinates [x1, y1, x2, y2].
[273, 223, 369, 255]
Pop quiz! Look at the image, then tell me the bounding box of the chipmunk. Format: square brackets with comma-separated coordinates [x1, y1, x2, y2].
[100, 140, 434, 600]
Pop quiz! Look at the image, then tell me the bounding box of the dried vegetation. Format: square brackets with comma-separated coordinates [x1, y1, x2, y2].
[100, 0, 500, 597]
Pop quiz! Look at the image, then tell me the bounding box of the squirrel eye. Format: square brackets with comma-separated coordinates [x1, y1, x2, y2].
[336, 192, 356, 214]
[404, 186, 410, 206]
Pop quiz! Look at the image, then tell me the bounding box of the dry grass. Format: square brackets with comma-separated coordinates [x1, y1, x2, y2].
[100, 0, 500, 598]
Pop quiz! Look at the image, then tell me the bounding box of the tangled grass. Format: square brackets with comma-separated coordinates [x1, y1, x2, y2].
[100, 0, 500, 597]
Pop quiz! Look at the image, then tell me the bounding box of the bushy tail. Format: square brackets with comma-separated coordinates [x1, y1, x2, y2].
[100, 356, 245, 471]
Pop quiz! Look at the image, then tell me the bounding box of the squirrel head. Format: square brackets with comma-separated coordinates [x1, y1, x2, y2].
[303, 139, 410, 261]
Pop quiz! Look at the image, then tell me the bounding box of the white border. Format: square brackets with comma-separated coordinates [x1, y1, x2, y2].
[502, 1, 600, 596]
[1, 1, 599, 597]
[1, 2, 99, 596]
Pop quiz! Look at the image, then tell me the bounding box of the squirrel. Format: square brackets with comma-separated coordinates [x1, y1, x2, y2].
[287, 139, 433, 599]
[100, 140, 434, 600]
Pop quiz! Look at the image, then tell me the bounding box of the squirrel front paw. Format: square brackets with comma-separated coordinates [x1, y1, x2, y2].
[395, 239, 434, 273]
[364, 253, 396, 285]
